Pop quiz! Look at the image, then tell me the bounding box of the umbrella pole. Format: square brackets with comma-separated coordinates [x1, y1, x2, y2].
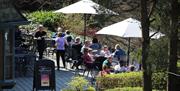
[83, 14, 87, 43]
[127, 38, 130, 66]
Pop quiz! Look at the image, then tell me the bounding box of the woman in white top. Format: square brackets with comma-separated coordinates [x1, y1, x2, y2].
[100, 45, 111, 57]
[81, 40, 91, 54]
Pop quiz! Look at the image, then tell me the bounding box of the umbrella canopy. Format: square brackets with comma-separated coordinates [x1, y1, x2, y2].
[54, 0, 118, 42]
[96, 18, 164, 65]
[96, 18, 164, 38]
[54, 0, 118, 15]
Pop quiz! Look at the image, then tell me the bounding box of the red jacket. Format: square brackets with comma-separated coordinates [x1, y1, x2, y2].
[82, 53, 93, 64]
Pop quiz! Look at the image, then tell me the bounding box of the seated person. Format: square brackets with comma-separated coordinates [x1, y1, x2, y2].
[100, 45, 111, 58]
[132, 59, 140, 71]
[71, 37, 83, 69]
[97, 65, 109, 77]
[94, 56, 107, 71]
[128, 65, 135, 72]
[114, 61, 128, 73]
[81, 40, 91, 54]
[113, 44, 126, 61]
[82, 47, 94, 69]
[90, 37, 101, 54]
[102, 55, 113, 73]
[88, 48, 95, 62]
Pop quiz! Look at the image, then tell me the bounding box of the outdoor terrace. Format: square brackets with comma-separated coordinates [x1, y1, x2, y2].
[5, 54, 93, 91]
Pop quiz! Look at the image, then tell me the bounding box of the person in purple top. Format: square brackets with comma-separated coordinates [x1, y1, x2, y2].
[55, 32, 68, 70]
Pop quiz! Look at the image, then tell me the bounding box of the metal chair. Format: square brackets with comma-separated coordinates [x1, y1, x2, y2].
[23, 54, 37, 76]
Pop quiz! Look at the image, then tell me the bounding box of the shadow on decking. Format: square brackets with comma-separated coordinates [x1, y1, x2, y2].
[4, 69, 75, 91]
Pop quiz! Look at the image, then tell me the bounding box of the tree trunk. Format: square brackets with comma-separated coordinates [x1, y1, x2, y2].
[167, 0, 178, 91]
[141, 0, 152, 91]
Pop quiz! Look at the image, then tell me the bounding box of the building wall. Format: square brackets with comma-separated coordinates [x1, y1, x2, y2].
[0, 31, 4, 80]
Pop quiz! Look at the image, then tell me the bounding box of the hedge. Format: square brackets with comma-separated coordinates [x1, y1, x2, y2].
[96, 72, 167, 90]
[62, 76, 95, 91]
[105, 87, 160, 91]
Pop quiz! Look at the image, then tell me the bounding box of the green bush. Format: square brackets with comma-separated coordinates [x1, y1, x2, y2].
[26, 11, 84, 34]
[26, 11, 65, 31]
[62, 76, 95, 91]
[105, 87, 160, 91]
[152, 72, 167, 90]
[178, 61, 180, 73]
[96, 72, 167, 90]
[96, 72, 142, 90]
[85, 86, 96, 91]
[177, 61, 180, 68]
[105, 87, 142, 91]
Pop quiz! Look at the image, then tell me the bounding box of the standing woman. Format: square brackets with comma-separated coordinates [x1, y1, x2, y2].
[34, 25, 47, 60]
[55, 32, 68, 70]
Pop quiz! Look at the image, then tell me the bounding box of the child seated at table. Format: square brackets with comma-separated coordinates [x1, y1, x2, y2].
[97, 65, 109, 77]
[102, 55, 114, 73]
[82, 47, 94, 69]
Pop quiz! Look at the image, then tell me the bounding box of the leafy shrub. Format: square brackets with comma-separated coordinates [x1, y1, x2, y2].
[152, 72, 167, 90]
[105, 87, 160, 91]
[96, 72, 167, 90]
[178, 61, 180, 73]
[85, 86, 96, 91]
[26, 11, 84, 35]
[62, 14, 84, 32]
[96, 72, 142, 90]
[105, 87, 142, 91]
[177, 61, 180, 68]
[26, 11, 65, 31]
[62, 76, 95, 91]
[148, 38, 169, 72]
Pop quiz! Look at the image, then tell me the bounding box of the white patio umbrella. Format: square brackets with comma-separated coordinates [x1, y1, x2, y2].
[96, 18, 164, 65]
[54, 0, 118, 42]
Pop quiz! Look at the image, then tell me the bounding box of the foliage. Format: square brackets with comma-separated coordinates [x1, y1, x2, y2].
[177, 61, 180, 68]
[130, 48, 142, 64]
[25, 11, 84, 34]
[85, 86, 96, 91]
[96, 72, 167, 90]
[177, 61, 180, 73]
[105, 87, 143, 91]
[130, 37, 169, 72]
[62, 14, 84, 33]
[62, 76, 95, 91]
[148, 37, 169, 72]
[153, 0, 171, 36]
[96, 72, 142, 90]
[26, 11, 65, 31]
[105, 87, 161, 91]
[152, 72, 167, 90]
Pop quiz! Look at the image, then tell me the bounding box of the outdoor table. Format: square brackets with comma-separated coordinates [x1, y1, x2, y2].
[93, 56, 107, 71]
[33, 38, 56, 46]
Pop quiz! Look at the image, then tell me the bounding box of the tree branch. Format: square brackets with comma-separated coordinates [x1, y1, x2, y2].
[149, 26, 160, 38]
[149, 18, 155, 23]
[148, 0, 157, 19]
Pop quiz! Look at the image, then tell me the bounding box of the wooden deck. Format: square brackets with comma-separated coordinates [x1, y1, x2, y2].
[3, 53, 95, 91]
[5, 69, 76, 91]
